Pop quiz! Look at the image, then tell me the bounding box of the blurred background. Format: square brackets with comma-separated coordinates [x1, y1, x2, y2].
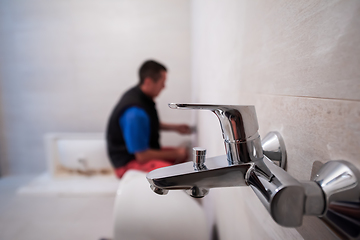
[1, 0, 359, 240]
[0, 0, 192, 175]
[0, 1, 193, 239]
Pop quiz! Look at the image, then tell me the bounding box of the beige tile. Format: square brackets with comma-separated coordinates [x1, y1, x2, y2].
[233, 92, 359, 239]
[240, 1, 360, 101]
[249, 94, 360, 180]
[197, 92, 360, 180]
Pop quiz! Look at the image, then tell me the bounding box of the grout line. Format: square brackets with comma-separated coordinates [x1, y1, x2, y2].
[254, 93, 360, 103]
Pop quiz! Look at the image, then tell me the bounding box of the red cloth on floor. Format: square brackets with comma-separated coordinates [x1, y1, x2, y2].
[115, 159, 172, 178]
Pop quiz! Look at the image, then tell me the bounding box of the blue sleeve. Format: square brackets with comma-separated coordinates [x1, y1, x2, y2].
[119, 107, 150, 154]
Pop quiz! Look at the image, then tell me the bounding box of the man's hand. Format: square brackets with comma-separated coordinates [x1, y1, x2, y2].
[175, 124, 192, 134]
[135, 147, 188, 164]
[174, 147, 188, 163]
[160, 122, 193, 135]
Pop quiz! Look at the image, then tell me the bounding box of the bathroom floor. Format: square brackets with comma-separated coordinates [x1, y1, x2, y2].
[0, 175, 115, 240]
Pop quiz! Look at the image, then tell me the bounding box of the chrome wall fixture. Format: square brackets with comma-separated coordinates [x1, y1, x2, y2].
[146, 104, 360, 239]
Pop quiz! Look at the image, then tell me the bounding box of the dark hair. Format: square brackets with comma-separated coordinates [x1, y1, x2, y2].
[138, 60, 167, 85]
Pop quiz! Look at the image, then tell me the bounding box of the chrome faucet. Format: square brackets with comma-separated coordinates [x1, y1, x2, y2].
[167, 104, 264, 165]
[147, 104, 360, 237]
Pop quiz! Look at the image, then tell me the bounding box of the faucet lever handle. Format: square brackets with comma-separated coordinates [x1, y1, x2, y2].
[168, 103, 259, 142]
[169, 103, 246, 112]
[169, 103, 224, 111]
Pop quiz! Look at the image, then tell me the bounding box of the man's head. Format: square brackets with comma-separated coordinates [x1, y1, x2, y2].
[139, 60, 167, 99]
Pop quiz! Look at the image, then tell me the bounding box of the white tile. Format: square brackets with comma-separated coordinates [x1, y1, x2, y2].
[240, 1, 360, 101]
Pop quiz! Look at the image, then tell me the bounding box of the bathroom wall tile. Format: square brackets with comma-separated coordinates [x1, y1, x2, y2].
[191, 0, 245, 105]
[233, 93, 359, 240]
[192, 0, 360, 102]
[253, 95, 359, 239]
[197, 92, 360, 240]
[237, 93, 360, 179]
[240, 0, 360, 101]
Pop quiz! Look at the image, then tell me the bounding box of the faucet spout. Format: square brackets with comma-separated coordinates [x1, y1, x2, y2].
[147, 155, 253, 195]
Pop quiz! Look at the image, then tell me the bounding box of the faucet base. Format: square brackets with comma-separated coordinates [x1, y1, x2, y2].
[261, 131, 286, 170]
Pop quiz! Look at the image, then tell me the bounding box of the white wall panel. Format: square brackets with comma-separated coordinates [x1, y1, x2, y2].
[0, 0, 192, 175]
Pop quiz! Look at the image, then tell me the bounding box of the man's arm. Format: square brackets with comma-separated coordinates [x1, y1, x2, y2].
[135, 147, 188, 164]
[160, 122, 192, 134]
[120, 108, 188, 164]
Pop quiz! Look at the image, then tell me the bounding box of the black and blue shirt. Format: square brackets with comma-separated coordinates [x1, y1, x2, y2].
[106, 85, 161, 168]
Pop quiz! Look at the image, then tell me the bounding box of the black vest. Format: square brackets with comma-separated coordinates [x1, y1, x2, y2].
[106, 85, 161, 168]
